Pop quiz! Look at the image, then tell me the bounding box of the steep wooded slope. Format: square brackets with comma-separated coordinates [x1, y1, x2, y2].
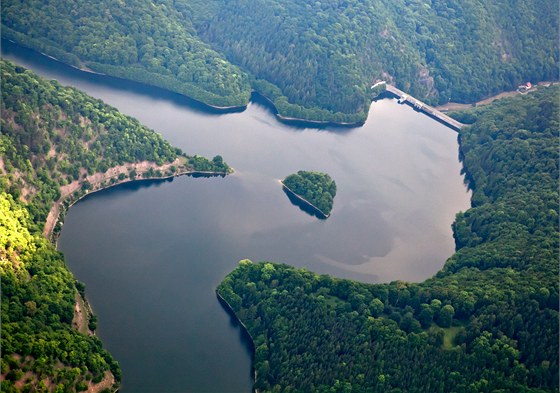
[2, 0, 251, 108]
[3, 0, 557, 123]
[0, 60, 229, 392]
[194, 0, 557, 121]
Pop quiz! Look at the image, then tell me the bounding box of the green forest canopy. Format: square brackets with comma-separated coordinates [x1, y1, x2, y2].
[218, 86, 559, 392]
[0, 60, 229, 392]
[2, 0, 558, 123]
[283, 171, 337, 217]
[1, 192, 120, 392]
[0, 60, 229, 227]
[1, 0, 251, 108]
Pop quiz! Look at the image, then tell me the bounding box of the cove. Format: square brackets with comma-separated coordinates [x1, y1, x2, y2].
[2, 40, 471, 392]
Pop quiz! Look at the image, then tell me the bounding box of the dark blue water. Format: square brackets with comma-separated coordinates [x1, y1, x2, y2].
[2, 40, 470, 393]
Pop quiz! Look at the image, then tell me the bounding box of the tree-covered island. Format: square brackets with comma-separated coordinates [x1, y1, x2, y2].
[281, 171, 337, 218]
[2, 0, 557, 123]
[0, 60, 231, 392]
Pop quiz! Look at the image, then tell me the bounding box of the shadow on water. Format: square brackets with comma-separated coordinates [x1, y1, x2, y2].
[76, 178, 175, 204]
[2, 38, 361, 133]
[111, 177, 176, 192]
[1, 39, 244, 116]
[282, 186, 328, 220]
[75, 174, 226, 206]
[187, 172, 227, 179]
[251, 91, 360, 133]
[216, 295, 256, 380]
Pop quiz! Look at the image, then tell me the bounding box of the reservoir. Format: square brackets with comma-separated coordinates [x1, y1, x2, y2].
[2, 40, 471, 392]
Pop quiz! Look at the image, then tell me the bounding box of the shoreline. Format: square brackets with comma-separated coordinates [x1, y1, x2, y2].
[4, 39, 248, 113]
[4, 38, 559, 128]
[44, 158, 229, 242]
[275, 112, 363, 128]
[279, 180, 331, 219]
[251, 91, 365, 128]
[215, 291, 259, 393]
[39, 156, 226, 392]
[4, 39, 364, 127]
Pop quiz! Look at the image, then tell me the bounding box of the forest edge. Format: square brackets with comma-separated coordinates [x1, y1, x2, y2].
[44, 157, 231, 242]
[8, 39, 558, 129]
[279, 180, 331, 219]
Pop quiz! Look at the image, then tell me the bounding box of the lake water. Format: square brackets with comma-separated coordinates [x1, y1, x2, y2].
[2, 40, 470, 392]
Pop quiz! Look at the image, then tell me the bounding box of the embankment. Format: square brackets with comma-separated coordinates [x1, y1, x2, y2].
[44, 158, 229, 241]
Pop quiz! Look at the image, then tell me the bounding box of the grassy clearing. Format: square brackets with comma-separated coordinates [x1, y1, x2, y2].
[442, 326, 463, 349]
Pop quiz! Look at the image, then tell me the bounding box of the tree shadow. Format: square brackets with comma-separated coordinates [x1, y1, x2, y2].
[282, 186, 328, 220]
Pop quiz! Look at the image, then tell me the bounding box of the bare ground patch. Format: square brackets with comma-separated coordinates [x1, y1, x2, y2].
[43, 157, 188, 238]
[436, 82, 559, 112]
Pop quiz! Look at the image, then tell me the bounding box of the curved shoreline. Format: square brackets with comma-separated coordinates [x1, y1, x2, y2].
[3, 39, 364, 127]
[250, 91, 365, 129]
[276, 113, 363, 128]
[279, 180, 331, 219]
[4, 38, 559, 129]
[4, 39, 249, 114]
[44, 159, 229, 242]
[215, 291, 259, 393]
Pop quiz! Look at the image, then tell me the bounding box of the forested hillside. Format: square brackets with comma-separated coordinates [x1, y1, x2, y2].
[1, 193, 120, 392]
[1, 0, 251, 108]
[1, 60, 229, 228]
[0, 60, 229, 391]
[282, 171, 337, 217]
[218, 86, 559, 392]
[3, 0, 557, 123]
[195, 0, 558, 122]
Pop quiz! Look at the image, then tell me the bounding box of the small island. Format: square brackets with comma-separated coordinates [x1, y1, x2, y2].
[281, 171, 337, 219]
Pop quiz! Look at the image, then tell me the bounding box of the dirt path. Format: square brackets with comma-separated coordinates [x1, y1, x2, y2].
[72, 292, 91, 335]
[43, 158, 186, 238]
[436, 91, 520, 111]
[435, 82, 558, 112]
